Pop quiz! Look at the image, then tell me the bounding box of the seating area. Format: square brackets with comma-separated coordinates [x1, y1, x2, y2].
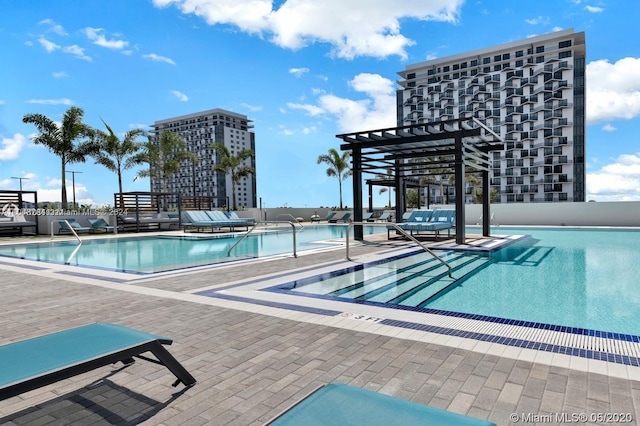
[0, 323, 196, 402]
[87, 218, 116, 233]
[328, 212, 352, 223]
[57, 218, 92, 235]
[182, 210, 253, 233]
[0, 215, 37, 236]
[311, 212, 336, 223]
[388, 209, 456, 239]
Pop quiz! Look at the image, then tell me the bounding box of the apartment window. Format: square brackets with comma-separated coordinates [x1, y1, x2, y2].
[494, 65, 501, 71]
[503, 53, 511, 60]
[527, 47, 533, 55]
[443, 65, 450, 72]
[494, 55, 501, 62]
[536, 46, 545, 53]
[536, 56, 545, 63]
[559, 51, 572, 59]
[453, 72, 459, 78]
[516, 50, 524, 57]
[453, 64, 460, 70]
[483, 57, 490, 64]
[470, 59, 478, 66]
[558, 40, 572, 48]
[461, 62, 468, 69]
[484, 67, 491, 73]
[516, 60, 523, 67]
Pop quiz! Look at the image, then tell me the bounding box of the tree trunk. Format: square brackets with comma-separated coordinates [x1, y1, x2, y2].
[117, 171, 124, 209]
[338, 178, 343, 209]
[61, 160, 68, 209]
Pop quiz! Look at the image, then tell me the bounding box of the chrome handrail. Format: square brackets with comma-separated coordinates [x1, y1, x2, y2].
[345, 222, 454, 279]
[50, 219, 81, 244]
[227, 221, 298, 258]
[277, 214, 304, 229]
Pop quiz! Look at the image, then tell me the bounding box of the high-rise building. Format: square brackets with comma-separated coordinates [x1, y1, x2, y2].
[397, 29, 585, 203]
[152, 108, 257, 209]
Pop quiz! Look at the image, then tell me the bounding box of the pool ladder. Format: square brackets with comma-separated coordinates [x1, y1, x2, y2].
[345, 222, 454, 279]
[50, 219, 83, 265]
[227, 220, 299, 258]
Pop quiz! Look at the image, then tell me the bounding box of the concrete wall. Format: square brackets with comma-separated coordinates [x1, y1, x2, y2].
[451, 201, 640, 227]
[244, 202, 640, 227]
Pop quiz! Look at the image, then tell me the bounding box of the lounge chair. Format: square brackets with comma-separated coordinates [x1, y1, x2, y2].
[88, 218, 115, 233]
[404, 209, 456, 238]
[329, 212, 352, 223]
[0, 214, 37, 235]
[266, 383, 495, 426]
[362, 212, 373, 222]
[224, 211, 256, 226]
[0, 323, 195, 402]
[206, 210, 250, 230]
[183, 211, 223, 232]
[376, 212, 390, 222]
[387, 210, 432, 238]
[57, 218, 92, 234]
[311, 212, 336, 223]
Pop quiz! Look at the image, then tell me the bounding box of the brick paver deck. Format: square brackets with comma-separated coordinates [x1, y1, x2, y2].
[0, 238, 639, 425]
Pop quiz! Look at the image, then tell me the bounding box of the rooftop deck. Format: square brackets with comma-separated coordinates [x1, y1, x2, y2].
[0, 233, 639, 425]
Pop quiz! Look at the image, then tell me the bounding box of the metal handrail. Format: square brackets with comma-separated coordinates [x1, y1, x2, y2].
[277, 214, 304, 229]
[50, 219, 82, 244]
[345, 222, 454, 279]
[227, 221, 298, 258]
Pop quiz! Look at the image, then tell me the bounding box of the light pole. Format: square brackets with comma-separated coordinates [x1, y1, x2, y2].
[11, 176, 30, 192]
[66, 171, 83, 209]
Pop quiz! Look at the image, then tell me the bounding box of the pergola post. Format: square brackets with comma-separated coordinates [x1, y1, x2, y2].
[454, 133, 466, 245]
[482, 169, 490, 237]
[368, 182, 373, 212]
[394, 161, 403, 223]
[352, 147, 363, 240]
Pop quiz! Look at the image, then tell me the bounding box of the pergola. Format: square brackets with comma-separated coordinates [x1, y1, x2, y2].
[337, 117, 504, 244]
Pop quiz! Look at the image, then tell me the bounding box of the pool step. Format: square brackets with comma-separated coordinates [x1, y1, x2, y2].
[333, 252, 470, 300]
[390, 254, 490, 307]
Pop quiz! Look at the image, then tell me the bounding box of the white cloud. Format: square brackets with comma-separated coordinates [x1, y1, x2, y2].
[240, 102, 262, 112]
[170, 90, 189, 101]
[27, 98, 74, 105]
[84, 27, 129, 49]
[39, 18, 68, 36]
[0, 99, 5, 105]
[586, 57, 640, 123]
[302, 126, 317, 134]
[524, 16, 550, 25]
[152, 0, 463, 59]
[129, 123, 151, 129]
[585, 5, 604, 13]
[587, 153, 640, 201]
[0, 134, 26, 160]
[38, 37, 60, 52]
[289, 67, 310, 77]
[143, 53, 176, 65]
[63, 44, 92, 61]
[602, 124, 616, 132]
[52, 71, 69, 78]
[287, 102, 325, 116]
[287, 73, 396, 132]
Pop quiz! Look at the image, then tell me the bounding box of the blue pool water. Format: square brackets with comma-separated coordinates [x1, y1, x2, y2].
[277, 227, 640, 336]
[0, 225, 383, 273]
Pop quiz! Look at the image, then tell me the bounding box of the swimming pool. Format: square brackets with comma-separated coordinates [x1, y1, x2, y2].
[272, 227, 640, 336]
[0, 225, 384, 273]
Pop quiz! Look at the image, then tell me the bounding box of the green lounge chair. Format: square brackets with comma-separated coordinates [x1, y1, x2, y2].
[0, 323, 196, 402]
[312, 212, 336, 223]
[57, 218, 92, 234]
[88, 218, 115, 233]
[267, 383, 495, 426]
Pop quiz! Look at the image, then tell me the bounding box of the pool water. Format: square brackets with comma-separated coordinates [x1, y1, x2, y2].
[0, 225, 384, 273]
[278, 227, 640, 336]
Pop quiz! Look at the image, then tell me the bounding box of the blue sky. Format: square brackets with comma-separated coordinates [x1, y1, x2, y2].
[1, 0, 640, 208]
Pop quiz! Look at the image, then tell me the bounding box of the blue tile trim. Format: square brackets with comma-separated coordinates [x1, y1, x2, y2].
[197, 289, 640, 367]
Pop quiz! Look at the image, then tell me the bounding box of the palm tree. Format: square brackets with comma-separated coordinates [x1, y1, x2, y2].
[211, 142, 255, 211]
[317, 148, 352, 209]
[134, 131, 197, 205]
[377, 169, 394, 208]
[22, 106, 95, 209]
[93, 119, 146, 208]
